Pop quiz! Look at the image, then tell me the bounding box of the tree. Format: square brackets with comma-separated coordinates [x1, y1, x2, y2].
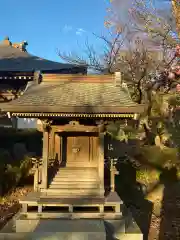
[171, 0, 180, 38]
[58, 0, 180, 142]
[58, 30, 126, 74]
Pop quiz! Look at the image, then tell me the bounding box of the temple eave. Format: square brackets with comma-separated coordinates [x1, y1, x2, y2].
[11, 112, 136, 118]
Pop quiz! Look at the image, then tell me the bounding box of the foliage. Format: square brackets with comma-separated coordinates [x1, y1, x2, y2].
[0, 128, 42, 157]
[136, 168, 160, 186]
[168, 94, 180, 107]
[106, 121, 138, 142]
[128, 0, 178, 48]
[171, 0, 180, 38]
[19, 156, 33, 180]
[0, 152, 33, 195]
[0, 129, 41, 195]
[140, 146, 178, 167]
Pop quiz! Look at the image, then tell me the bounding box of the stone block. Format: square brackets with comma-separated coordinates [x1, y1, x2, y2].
[15, 218, 106, 239]
[104, 219, 125, 236]
[16, 218, 39, 233]
[117, 233, 143, 240]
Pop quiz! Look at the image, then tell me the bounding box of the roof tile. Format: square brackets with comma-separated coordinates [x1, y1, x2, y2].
[0, 81, 141, 114]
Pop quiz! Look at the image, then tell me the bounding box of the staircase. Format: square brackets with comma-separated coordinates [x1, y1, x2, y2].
[41, 167, 101, 197]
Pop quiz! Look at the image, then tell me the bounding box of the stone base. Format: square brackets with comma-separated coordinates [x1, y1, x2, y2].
[0, 214, 143, 240]
[0, 191, 143, 240]
[16, 219, 106, 234]
[0, 232, 105, 240]
[0, 232, 143, 240]
[16, 219, 106, 239]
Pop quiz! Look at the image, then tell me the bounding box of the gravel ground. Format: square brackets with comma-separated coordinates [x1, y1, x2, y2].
[0, 186, 32, 231]
[129, 181, 180, 240]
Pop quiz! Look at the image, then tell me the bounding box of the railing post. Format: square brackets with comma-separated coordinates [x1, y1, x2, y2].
[34, 168, 39, 192]
[98, 133, 104, 197]
[42, 130, 49, 189]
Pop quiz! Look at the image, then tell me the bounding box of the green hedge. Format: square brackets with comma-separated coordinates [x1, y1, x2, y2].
[0, 129, 41, 195]
[0, 128, 42, 157]
[140, 146, 178, 167]
[0, 153, 32, 195]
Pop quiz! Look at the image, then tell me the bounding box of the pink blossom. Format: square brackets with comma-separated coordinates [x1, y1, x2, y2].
[175, 45, 180, 57]
[168, 72, 175, 80]
[175, 66, 180, 76]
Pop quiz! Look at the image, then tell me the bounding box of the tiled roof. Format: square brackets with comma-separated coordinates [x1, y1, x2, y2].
[0, 81, 144, 114]
[0, 40, 85, 72]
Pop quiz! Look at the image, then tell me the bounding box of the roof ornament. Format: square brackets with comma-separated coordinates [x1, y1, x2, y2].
[114, 72, 122, 86]
[12, 41, 28, 52]
[0, 36, 12, 46]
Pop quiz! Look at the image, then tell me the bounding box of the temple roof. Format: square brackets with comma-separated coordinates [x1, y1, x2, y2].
[0, 37, 85, 72]
[0, 76, 144, 116]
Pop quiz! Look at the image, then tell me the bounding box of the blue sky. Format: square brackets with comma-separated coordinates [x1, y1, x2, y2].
[0, 0, 172, 63]
[0, 0, 109, 62]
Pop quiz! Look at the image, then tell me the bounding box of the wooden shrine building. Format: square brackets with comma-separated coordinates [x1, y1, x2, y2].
[0, 71, 144, 220]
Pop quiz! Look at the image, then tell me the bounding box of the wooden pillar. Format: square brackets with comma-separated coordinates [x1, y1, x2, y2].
[51, 130, 55, 159]
[89, 136, 93, 163]
[54, 133, 61, 162]
[48, 130, 55, 160]
[98, 133, 104, 197]
[42, 130, 49, 189]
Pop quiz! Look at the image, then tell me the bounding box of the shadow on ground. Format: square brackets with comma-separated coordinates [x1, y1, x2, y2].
[114, 159, 153, 240]
[158, 167, 180, 240]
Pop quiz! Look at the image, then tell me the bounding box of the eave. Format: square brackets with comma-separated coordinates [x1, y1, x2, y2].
[0, 105, 145, 114]
[10, 112, 136, 118]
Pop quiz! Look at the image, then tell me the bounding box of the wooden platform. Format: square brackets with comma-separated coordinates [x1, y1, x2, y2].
[19, 191, 123, 219]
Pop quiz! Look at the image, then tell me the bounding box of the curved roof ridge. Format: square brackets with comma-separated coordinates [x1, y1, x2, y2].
[0, 37, 86, 72]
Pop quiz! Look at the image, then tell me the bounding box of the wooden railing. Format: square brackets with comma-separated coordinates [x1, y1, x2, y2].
[31, 158, 42, 192]
[31, 157, 60, 192]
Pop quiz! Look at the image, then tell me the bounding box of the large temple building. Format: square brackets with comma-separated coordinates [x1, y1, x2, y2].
[0, 37, 86, 128]
[0, 37, 143, 238]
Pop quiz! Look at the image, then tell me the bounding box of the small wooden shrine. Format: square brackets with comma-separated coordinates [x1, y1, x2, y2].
[0, 72, 144, 220]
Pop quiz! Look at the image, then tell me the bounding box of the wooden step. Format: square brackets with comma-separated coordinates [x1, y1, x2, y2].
[41, 188, 100, 195]
[51, 178, 99, 183]
[66, 163, 96, 167]
[52, 176, 99, 182]
[49, 182, 100, 188]
[54, 172, 98, 178]
[55, 169, 97, 174]
[50, 179, 99, 184]
[58, 167, 97, 170]
[40, 194, 103, 199]
[55, 172, 98, 178]
[57, 167, 97, 172]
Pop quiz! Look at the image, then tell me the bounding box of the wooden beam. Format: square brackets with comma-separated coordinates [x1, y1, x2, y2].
[52, 122, 99, 133]
[42, 73, 114, 82]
